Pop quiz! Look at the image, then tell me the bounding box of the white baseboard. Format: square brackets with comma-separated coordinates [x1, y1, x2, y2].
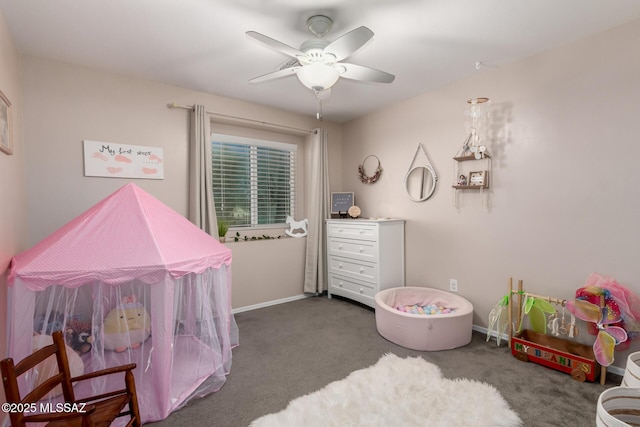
[473, 324, 510, 345]
[604, 365, 624, 376]
[232, 294, 312, 314]
[472, 325, 624, 377]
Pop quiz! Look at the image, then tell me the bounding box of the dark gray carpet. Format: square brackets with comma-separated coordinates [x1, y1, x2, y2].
[147, 295, 619, 426]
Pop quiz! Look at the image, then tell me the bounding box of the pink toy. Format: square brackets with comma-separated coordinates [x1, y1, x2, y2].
[7, 183, 238, 424]
[376, 287, 473, 351]
[567, 272, 640, 366]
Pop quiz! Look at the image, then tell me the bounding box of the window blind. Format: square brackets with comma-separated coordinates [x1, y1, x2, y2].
[211, 134, 296, 228]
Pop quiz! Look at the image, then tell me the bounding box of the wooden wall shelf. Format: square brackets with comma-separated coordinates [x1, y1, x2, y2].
[452, 185, 486, 190]
[453, 154, 491, 162]
[452, 150, 492, 208]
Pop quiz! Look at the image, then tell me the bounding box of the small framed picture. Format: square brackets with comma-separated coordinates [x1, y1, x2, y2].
[331, 192, 354, 214]
[468, 171, 488, 188]
[0, 89, 12, 155]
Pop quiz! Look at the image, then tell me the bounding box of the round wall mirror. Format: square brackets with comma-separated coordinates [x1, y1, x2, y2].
[404, 165, 437, 202]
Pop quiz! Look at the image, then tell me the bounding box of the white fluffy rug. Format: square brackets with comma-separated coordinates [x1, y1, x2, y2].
[250, 353, 522, 427]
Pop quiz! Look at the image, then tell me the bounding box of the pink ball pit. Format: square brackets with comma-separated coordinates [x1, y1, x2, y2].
[375, 287, 474, 351]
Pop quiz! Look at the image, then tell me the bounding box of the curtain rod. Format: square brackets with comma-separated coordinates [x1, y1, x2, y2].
[167, 102, 313, 135]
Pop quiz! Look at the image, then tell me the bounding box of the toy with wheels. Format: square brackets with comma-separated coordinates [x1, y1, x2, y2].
[504, 278, 604, 383]
[512, 329, 601, 383]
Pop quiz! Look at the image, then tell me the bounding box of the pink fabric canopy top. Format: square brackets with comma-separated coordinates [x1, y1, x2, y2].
[9, 183, 231, 289]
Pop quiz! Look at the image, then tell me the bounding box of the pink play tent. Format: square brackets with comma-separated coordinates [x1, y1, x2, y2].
[7, 183, 238, 424]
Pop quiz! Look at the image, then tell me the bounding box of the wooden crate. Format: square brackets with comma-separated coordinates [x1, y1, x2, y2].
[511, 329, 601, 382]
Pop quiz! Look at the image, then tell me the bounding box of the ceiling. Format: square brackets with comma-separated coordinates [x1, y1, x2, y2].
[2, 0, 640, 123]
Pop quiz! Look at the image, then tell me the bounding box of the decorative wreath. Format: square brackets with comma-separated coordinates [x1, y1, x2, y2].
[358, 155, 383, 184]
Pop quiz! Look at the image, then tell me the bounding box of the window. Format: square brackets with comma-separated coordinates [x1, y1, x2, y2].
[211, 133, 296, 228]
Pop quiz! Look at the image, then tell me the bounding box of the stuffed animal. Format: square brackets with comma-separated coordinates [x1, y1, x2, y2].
[65, 315, 93, 355]
[103, 295, 151, 352]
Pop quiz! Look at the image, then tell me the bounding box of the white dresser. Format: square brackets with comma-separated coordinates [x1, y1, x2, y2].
[326, 219, 405, 308]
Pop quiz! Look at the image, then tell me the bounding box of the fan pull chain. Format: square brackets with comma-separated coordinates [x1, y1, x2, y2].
[315, 92, 323, 121]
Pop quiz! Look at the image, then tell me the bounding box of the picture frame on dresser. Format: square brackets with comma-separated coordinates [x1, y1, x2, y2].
[0, 89, 13, 155]
[331, 192, 354, 214]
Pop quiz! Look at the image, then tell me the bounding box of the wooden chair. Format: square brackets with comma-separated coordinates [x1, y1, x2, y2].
[1, 330, 141, 426]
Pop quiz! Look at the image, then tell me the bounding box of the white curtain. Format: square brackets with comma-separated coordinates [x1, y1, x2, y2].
[304, 128, 331, 294]
[189, 105, 218, 238]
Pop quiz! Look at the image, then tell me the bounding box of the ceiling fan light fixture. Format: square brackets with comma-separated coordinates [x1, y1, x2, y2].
[296, 62, 340, 91]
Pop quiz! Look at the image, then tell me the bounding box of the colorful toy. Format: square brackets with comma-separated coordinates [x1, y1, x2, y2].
[512, 329, 601, 382]
[396, 303, 454, 315]
[103, 295, 151, 352]
[566, 273, 640, 367]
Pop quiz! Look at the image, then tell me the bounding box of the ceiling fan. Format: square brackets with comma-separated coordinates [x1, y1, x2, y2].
[247, 15, 395, 97]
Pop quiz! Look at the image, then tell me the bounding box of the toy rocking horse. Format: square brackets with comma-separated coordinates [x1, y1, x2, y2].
[285, 216, 309, 237]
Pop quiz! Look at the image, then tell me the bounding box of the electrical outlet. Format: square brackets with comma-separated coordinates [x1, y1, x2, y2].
[449, 279, 458, 292]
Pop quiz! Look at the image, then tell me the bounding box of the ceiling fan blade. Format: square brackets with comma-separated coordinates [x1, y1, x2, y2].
[340, 63, 395, 83]
[323, 26, 374, 62]
[246, 31, 306, 59]
[249, 66, 301, 84]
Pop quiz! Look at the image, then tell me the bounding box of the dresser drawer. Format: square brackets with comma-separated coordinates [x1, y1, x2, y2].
[328, 237, 377, 262]
[326, 219, 404, 309]
[328, 275, 377, 299]
[327, 222, 377, 241]
[328, 256, 377, 283]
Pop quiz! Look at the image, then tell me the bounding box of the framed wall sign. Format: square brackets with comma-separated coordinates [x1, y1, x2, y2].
[468, 170, 488, 188]
[0, 89, 13, 155]
[83, 140, 164, 179]
[331, 192, 354, 214]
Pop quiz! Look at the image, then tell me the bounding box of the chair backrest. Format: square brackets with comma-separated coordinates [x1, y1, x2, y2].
[1, 331, 76, 425]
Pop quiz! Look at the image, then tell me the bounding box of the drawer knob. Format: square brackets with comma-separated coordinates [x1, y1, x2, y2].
[339, 282, 344, 287]
[359, 267, 364, 273]
[359, 230, 364, 234]
[359, 247, 364, 253]
[359, 287, 364, 294]
[338, 263, 343, 269]
[338, 245, 343, 250]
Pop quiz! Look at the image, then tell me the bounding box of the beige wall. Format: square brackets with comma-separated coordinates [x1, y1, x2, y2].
[0, 8, 27, 418]
[228, 237, 306, 308]
[341, 19, 640, 368]
[20, 56, 342, 310]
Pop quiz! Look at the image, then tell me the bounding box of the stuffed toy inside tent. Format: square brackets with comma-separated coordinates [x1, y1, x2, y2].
[6, 183, 238, 424]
